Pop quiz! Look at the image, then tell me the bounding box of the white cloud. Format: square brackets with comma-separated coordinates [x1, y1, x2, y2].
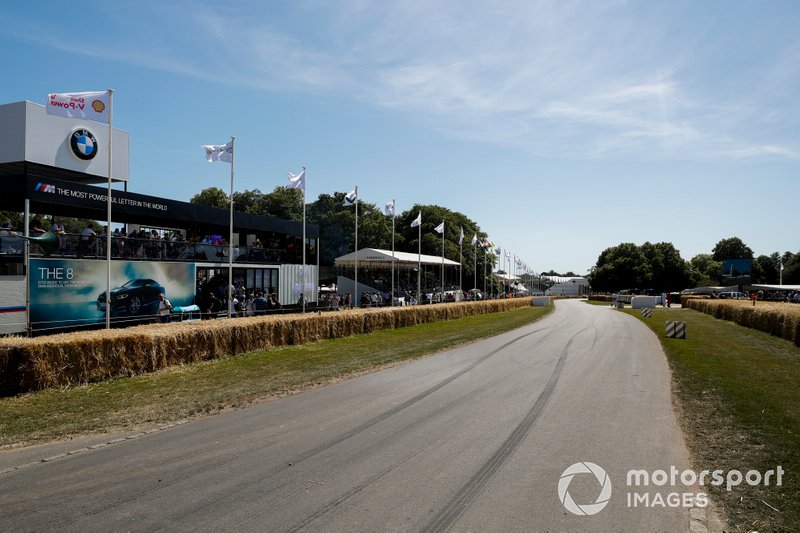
[7, 0, 799, 161]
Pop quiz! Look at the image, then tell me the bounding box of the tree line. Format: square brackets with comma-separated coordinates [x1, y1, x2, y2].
[589, 237, 800, 293]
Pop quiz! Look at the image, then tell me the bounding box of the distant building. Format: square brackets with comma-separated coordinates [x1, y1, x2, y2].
[544, 276, 589, 297]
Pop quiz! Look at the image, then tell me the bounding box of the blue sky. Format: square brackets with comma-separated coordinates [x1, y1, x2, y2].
[2, 1, 798, 274]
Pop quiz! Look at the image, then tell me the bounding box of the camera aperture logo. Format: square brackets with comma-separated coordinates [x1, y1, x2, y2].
[558, 462, 612, 516]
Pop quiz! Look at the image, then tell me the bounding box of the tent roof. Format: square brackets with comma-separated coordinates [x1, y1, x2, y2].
[335, 248, 460, 267]
[748, 284, 800, 291]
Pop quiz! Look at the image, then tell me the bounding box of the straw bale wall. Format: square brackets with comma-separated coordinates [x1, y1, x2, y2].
[0, 298, 534, 395]
[685, 299, 800, 347]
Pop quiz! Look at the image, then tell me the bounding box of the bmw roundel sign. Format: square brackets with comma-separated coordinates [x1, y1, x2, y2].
[70, 128, 98, 161]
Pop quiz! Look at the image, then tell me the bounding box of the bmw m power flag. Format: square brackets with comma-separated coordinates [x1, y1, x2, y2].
[47, 91, 110, 123]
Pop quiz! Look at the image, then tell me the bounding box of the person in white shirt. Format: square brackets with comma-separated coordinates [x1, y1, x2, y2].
[157, 294, 173, 323]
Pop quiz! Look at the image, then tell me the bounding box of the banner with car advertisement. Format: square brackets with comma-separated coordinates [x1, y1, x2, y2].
[29, 259, 196, 332]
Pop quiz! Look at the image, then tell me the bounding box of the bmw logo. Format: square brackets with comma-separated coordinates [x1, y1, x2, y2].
[70, 128, 98, 161]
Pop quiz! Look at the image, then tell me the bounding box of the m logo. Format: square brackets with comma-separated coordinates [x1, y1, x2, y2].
[35, 183, 56, 194]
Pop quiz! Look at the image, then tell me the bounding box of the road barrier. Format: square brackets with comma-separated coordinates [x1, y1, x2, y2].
[665, 320, 686, 339]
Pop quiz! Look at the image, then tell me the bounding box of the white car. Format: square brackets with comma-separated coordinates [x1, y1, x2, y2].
[717, 291, 748, 300]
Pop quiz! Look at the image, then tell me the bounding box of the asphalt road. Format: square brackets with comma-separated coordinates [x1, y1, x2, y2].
[0, 300, 698, 531]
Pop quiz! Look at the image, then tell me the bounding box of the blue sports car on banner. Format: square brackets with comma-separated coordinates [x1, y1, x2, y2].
[97, 278, 166, 316]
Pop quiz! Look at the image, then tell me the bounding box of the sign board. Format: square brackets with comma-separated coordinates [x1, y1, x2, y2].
[29, 258, 195, 331]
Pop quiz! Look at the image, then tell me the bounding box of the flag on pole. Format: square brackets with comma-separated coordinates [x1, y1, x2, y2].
[471, 234, 477, 245]
[287, 168, 306, 190]
[343, 188, 358, 207]
[410, 211, 422, 227]
[496, 246, 502, 255]
[47, 91, 110, 123]
[384, 201, 395, 217]
[459, 227, 464, 245]
[780, 260, 785, 271]
[434, 221, 445, 234]
[202, 141, 233, 163]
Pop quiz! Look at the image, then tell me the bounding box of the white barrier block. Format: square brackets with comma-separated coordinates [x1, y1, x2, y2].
[631, 296, 659, 309]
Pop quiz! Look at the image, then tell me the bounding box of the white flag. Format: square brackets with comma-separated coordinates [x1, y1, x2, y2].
[459, 227, 464, 244]
[384, 201, 395, 217]
[47, 91, 110, 123]
[434, 221, 444, 234]
[203, 141, 233, 163]
[410, 212, 422, 228]
[505, 250, 511, 258]
[471, 234, 477, 245]
[780, 261, 784, 271]
[287, 168, 306, 190]
[343, 188, 358, 207]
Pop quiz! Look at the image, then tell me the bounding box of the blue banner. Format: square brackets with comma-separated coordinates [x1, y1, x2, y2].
[29, 259, 196, 331]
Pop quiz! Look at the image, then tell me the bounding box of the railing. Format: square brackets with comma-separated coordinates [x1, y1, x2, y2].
[0, 232, 293, 264]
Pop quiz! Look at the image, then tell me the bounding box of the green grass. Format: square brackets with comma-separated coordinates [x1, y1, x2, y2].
[582, 299, 614, 306]
[0, 305, 551, 448]
[625, 307, 800, 531]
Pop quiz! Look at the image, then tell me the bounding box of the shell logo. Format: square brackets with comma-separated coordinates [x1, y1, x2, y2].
[91, 100, 106, 114]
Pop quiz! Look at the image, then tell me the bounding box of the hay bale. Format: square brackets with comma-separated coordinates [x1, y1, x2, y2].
[0, 298, 542, 394]
[685, 299, 800, 347]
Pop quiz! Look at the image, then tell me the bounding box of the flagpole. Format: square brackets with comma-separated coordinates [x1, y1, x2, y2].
[473, 237, 477, 294]
[301, 167, 306, 313]
[391, 199, 395, 307]
[440, 223, 444, 300]
[354, 186, 358, 307]
[460, 233, 464, 294]
[483, 249, 487, 295]
[227, 136, 235, 319]
[417, 213, 421, 303]
[105, 89, 114, 329]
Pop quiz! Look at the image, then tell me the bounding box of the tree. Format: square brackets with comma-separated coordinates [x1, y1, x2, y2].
[190, 187, 228, 209]
[395, 205, 489, 290]
[232, 188, 269, 216]
[779, 251, 800, 285]
[264, 187, 303, 221]
[688, 254, 722, 287]
[640, 242, 692, 291]
[711, 237, 754, 261]
[754, 254, 779, 284]
[307, 192, 393, 266]
[589, 243, 651, 292]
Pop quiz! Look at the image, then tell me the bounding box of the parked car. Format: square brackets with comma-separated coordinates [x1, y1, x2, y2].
[97, 278, 166, 316]
[717, 291, 748, 300]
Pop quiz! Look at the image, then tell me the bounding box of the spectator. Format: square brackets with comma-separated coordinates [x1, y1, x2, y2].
[29, 216, 45, 235]
[79, 223, 96, 256]
[268, 293, 281, 310]
[50, 219, 66, 253]
[157, 293, 173, 323]
[253, 291, 268, 315]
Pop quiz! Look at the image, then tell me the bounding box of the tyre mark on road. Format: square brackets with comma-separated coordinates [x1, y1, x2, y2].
[285, 446, 429, 533]
[424, 325, 595, 533]
[288, 325, 554, 467]
[187, 327, 556, 524]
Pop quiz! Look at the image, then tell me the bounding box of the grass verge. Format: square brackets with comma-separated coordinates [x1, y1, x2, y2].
[0, 305, 551, 449]
[625, 307, 800, 531]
